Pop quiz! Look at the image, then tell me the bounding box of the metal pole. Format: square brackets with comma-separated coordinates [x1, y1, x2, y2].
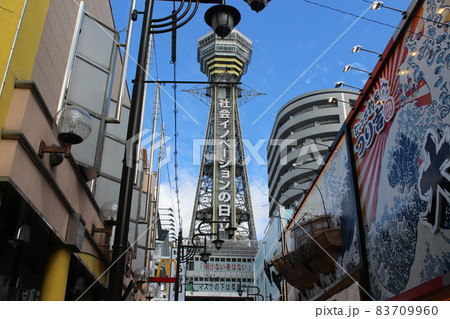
[153, 122, 165, 237]
[56, 1, 85, 112]
[144, 85, 160, 268]
[106, 0, 137, 123]
[108, 0, 155, 301]
[174, 231, 182, 301]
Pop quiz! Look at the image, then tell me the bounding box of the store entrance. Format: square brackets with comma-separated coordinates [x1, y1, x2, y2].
[0, 183, 50, 301]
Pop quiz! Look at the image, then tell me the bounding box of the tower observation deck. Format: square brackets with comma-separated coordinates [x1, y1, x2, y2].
[185, 30, 257, 300]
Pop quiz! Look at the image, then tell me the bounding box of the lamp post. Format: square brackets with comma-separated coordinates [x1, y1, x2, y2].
[328, 96, 354, 107]
[173, 220, 237, 300]
[335, 81, 362, 92]
[343, 64, 372, 76]
[196, 220, 237, 241]
[108, 0, 270, 301]
[38, 106, 93, 167]
[351, 45, 382, 57]
[174, 231, 209, 301]
[120, 266, 151, 300]
[371, 1, 407, 18]
[245, 0, 271, 12]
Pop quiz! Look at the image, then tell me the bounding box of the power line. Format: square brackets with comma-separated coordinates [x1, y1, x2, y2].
[361, 0, 450, 27]
[171, 1, 183, 233]
[303, 0, 449, 45]
[303, 0, 399, 29]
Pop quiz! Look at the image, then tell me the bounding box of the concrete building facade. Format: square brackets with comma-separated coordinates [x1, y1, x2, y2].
[266, 88, 359, 217]
[0, 0, 164, 301]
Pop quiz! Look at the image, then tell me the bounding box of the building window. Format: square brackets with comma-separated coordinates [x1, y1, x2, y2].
[61, 13, 119, 179]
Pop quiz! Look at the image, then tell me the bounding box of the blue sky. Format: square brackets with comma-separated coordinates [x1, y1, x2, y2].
[110, 0, 414, 239]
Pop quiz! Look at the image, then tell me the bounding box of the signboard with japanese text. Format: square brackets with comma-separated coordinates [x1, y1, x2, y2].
[199, 260, 253, 273]
[349, 0, 450, 300]
[192, 282, 240, 294]
[213, 89, 236, 229]
[188, 257, 254, 294]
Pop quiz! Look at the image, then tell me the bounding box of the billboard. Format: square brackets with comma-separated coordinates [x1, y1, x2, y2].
[349, 0, 450, 300]
[189, 257, 254, 294]
[283, 134, 362, 300]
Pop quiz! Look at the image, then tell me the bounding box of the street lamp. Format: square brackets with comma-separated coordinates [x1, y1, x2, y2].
[351, 45, 382, 57]
[205, 4, 241, 38]
[38, 106, 92, 167]
[144, 283, 158, 300]
[192, 229, 225, 251]
[371, 1, 407, 18]
[91, 200, 118, 238]
[173, 232, 210, 301]
[196, 219, 237, 243]
[335, 81, 362, 92]
[134, 266, 151, 285]
[245, 0, 271, 13]
[328, 96, 354, 108]
[120, 266, 151, 300]
[343, 64, 371, 76]
[199, 250, 212, 263]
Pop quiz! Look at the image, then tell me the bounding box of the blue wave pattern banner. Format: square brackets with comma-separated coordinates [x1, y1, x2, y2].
[351, 0, 450, 300]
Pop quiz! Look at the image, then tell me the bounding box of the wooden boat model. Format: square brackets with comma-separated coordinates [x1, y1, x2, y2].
[270, 215, 342, 290]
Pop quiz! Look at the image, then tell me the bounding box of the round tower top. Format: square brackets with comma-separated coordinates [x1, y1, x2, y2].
[197, 29, 252, 79]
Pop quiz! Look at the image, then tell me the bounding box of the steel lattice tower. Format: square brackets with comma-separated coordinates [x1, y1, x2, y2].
[189, 29, 257, 243]
[184, 29, 258, 300]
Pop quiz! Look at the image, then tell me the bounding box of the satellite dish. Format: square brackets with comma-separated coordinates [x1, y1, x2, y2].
[264, 260, 273, 284]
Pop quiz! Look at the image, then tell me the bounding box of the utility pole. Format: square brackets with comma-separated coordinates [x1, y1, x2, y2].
[108, 0, 155, 301]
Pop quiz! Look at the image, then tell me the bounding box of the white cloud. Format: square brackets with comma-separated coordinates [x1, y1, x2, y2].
[352, 61, 368, 70]
[157, 168, 270, 242]
[157, 168, 198, 236]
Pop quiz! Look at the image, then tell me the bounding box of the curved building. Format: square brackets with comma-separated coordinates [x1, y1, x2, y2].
[267, 88, 359, 217]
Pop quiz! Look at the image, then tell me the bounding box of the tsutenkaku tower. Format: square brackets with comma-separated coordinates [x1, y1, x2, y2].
[189, 29, 257, 242]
